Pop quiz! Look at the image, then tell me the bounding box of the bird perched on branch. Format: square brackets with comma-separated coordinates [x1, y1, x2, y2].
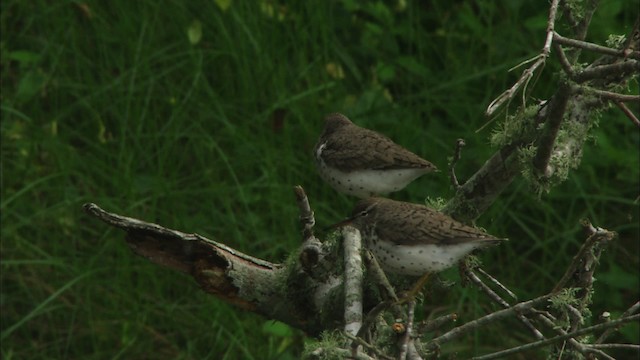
[314, 113, 438, 198]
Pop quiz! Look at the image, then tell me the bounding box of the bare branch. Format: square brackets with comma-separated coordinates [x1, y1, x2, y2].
[294, 185, 316, 241]
[552, 220, 617, 293]
[475, 267, 517, 301]
[536, 312, 615, 360]
[418, 313, 457, 334]
[590, 343, 640, 350]
[83, 202, 341, 336]
[485, 0, 560, 116]
[553, 32, 640, 60]
[464, 267, 545, 340]
[398, 300, 417, 360]
[532, 82, 572, 177]
[470, 314, 640, 360]
[553, 42, 575, 76]
[572, 85, 640, 103]
[344, 333, 394, 360]
[424, 294, 554, 350]
[573, 60, 640, 83]
[443, 143, 521, 222]
[343, 227, 364, 337]
[596, 301, 640, 344]
[615, 101, 640, 127]
[449, 138, 466, 189]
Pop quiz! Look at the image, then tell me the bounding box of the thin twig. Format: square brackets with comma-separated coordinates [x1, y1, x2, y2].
[573, 86, 640, 103]
[590, 343, 640, 350]
[353, 299, 395, 351]
[537, 312, 614, 360]
[476, 267, 517, 301]
[449, 139, 466, 189]
[418, 313, 457, 334]
[470, 314, 640, 360]
[425, 294, 554, 350]
[596, 301, 640, 344]
[553, 32, 640, 60]
[294, 185, 316, 241]
[553, 42, 574, 76]
[363, 251, 399, 302]
[615, 101, 640, 127]
[573, 60, 640, 83]
[344, 333, 394, 360]
[552, 220, 616, 293]
[398, 300, 416, 360]
[485, 0, 560, 116]
[465, 268, 544, 340]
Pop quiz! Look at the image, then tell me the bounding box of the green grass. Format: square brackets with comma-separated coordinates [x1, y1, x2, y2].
[2, 0, 638, 358]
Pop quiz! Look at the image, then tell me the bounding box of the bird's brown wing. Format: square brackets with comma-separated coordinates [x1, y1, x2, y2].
[321, 125, 436, 171]
[374, 201, 502, 246]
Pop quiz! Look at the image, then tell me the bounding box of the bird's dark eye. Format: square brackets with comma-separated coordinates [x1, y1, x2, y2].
[359, 210, 369, 217]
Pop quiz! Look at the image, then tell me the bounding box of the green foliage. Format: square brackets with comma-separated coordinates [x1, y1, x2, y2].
[302, 331, 348, 360]
[2, 0, 638, 358]
[490, 104, 542, 148]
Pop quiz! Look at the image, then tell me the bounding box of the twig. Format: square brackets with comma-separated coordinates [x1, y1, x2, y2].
[553, 32, 640, 60]
[485, 0, 560, 116]
[573, 60, 640, 83]
[398, 300, 416, 360]
[469, 314, 640, 360]
[552, 220, 616, 293]
[537, 312, 614, 360]
[344, 333, 394, 360]
[418, 313, 457, 334]
[363, 251, 399, 302]
[573, 86, 640, 103]
[449, 139, 466, 189]
[425, 294, 554, 350]
[476, 267, 517, 301]
[464, 268, 544, 340]
[532, 82, 572, 177]
[353, 299, 395, 350]
[294, 185, 315, 241]
[295, 186, 325, 274]
[343, 226, 364, 337]
[590, 343, 640, 350]
[553, 42, 574, 76]
[615, 101, 640, 128]
[596, 300, 640, 344]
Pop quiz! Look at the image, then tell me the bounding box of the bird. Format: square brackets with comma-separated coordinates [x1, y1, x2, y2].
[333, 197, 506, 298]
[314, 113, 438, 198]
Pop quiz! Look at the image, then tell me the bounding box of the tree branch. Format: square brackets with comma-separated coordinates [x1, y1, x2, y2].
[343, 226, 364, 337]
[82, 202, 342, 336]
[553, 32, 640, 60]
[532, 82, 572, 177]
[470, 314, 640, 360]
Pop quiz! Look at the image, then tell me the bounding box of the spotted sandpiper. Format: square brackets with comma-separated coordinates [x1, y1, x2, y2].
[335, 197, 505, 280]
[314, 113, 438, 198]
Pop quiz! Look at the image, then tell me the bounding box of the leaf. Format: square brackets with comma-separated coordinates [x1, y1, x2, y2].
[215, 0, 232, 12]
[7, 50, 41, 65]
[187, 20, 202, 45]
[262, 320, 293, 337]
[15, 70, 47, 104]
[395, 56, 430, 78]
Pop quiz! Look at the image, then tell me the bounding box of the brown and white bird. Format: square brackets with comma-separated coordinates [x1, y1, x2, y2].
[314, 113, 438, 198]
[336, 197, 505, 276]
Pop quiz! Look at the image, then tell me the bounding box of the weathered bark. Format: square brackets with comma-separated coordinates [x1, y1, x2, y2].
[83, 203, 342, 336]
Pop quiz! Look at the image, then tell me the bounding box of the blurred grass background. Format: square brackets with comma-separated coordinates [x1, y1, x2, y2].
[1, 0, 638, 359]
